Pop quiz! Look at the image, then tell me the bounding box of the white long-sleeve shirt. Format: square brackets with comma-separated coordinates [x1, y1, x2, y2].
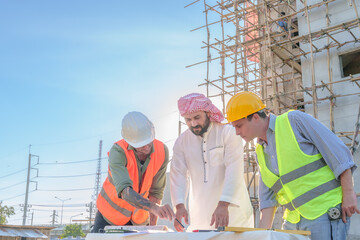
[170, 122, 253, 231]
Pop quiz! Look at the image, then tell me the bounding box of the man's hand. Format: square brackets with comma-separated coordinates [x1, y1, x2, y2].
[340, 169, 360, 223]
[121, 187, 174, 222]
[149, 202, 175, 222]
[149, 196, 161, 225]
[341, 190, 360, 223]
[174, 204, 188, 232]
[210, 201, 229, 229]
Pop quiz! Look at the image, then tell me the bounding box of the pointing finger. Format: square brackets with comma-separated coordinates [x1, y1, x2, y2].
[210, 214, 215, 226]
[184, 211, 189, 224]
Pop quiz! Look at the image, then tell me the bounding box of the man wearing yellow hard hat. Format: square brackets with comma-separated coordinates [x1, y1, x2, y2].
[226, 91, 358, 240]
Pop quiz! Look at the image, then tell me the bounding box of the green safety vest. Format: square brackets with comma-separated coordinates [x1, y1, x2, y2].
[255, 111, 342, 223]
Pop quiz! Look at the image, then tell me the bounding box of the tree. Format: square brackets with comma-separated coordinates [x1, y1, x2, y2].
[60, 224, 85, 238]
[0, 201, 15, 224]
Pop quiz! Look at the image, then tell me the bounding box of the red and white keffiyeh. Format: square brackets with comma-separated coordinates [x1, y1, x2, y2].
[178, 93, 224, 123]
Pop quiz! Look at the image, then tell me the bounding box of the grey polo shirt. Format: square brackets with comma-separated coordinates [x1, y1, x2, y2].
[108, 141, 169, 200]
[257, 110, 356, 210]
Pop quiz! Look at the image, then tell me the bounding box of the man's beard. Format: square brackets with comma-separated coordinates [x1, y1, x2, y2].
[190, 116, 210, 136]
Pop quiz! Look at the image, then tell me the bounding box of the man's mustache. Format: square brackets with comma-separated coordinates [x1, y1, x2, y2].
[191, 125, 202, 130]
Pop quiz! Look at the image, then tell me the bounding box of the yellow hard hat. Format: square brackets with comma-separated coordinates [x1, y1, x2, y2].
[226, 91, 266, 122]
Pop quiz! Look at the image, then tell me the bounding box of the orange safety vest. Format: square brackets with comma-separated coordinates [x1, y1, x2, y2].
[96, 139, 165, 225]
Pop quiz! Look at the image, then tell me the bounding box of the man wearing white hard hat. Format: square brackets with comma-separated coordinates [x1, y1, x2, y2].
[92, 112, 174, 233]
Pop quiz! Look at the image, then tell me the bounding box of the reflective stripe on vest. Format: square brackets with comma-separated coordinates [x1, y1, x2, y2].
[99, 188, 132, 217]
[270, 158, 327, 194]
[96, 139, 165, 225]
[283, 179, 340, 211]
[255, 111, 342, 223]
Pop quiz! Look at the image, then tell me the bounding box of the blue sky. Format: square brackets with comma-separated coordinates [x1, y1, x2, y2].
[0, 0, 210, 225]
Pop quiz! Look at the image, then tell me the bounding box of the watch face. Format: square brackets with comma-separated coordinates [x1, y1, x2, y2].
[328, 207, 341, 220]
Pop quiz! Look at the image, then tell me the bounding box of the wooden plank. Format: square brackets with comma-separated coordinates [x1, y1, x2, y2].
[220, 226, 311, 236]
[272, 46, 302, 73]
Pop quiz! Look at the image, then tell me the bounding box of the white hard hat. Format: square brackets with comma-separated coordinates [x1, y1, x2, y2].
[121, 111, 155, 148]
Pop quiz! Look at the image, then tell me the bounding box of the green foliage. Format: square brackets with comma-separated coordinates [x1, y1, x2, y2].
[0, 201, 15, 224]
[60, 224, 85, 238]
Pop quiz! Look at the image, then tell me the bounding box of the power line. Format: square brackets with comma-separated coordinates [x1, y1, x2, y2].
[9, 204, 21, 208]
[1, 193, 25, 201]
[24, 209, 50, 212]
[37, 188, 93, 192]
[37, 172, 107, 178]
[0, 168, 27, 179]
[1, 190, 35, 202]
[37, 157, 107, 165]
[30, 204, 86, 207]
[32, 129, 120, 147]
[32, 208, 86, 212]
[33, 216, 61, 219]
[0, 146, 29, 161]
[0, 180, 26, 191]
[7, 218, 23, 221]
[8, 213, 23, 217]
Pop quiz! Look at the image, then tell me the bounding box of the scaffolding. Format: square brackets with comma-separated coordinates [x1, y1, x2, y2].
[186, 0, 360, 226]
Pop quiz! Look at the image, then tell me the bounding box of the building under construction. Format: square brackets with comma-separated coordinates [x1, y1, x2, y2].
[186, 0, 360, 237]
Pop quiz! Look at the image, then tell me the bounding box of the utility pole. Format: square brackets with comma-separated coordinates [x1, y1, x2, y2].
[86, 201, 95, 227]
[93, 140, 102, 201]
[22, 145, 39, 225]
[30, 211, 34, 226]
[89, 202, 93, 226]
[22, 145, 31, 225]
[90, 140, 102, 223]
[55, 196, 71, 225]
[50, 210, 58, 226]
[70, 213, 83, 224]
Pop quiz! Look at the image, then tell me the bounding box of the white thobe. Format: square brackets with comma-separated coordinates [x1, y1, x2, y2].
[170, 122, 253, 231]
